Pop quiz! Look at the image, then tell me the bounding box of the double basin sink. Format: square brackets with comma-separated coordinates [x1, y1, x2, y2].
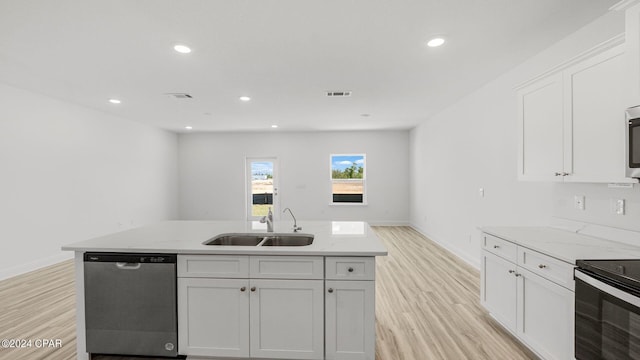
[204, 233, 314, 247]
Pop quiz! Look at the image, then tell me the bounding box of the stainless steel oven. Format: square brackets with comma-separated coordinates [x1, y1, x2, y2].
[575, 260, 640, 360]
[626, 106, 640, 178]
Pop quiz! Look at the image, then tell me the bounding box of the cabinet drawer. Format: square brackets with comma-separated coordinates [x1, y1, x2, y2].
[249, 256, 324, 279]
[483, 234, 517, 263]
[325, 257, 375, 280]
[178, 255, 249, 278]
[517, 247, 574, 290]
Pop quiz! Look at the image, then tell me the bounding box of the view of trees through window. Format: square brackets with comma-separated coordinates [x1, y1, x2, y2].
[331, 154, 365, 203]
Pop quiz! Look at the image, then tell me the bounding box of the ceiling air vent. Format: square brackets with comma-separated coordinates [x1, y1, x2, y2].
[326, 91, 352, 97]
[165, 93, 193, 99]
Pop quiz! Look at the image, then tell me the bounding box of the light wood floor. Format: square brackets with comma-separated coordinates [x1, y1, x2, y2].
[372, 226, 537, 360]
[0, 259, 76, 360]
[0, 226, 537, 360]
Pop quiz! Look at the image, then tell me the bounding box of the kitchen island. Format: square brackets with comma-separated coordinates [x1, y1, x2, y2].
[62, 220, 387, 360]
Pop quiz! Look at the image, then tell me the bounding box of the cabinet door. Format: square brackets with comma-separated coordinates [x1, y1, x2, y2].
[625, 3, 640, 106]
[517, 73, 564, 181]
[564, 44, 630, 183]
[325, 280, 375, 360]
[480, 251, 517, 331]
[250, 279, 324, 359]
[177, 278, 250, 357]
[516, 267, 574, 360]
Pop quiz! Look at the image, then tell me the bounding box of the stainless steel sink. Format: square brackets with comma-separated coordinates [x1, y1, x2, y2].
[203, 233, 315, 246]
[203, 234, 266, 246]
[261, 234, 314, 246]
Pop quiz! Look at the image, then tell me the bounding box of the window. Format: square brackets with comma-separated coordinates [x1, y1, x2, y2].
[330, 154, 366, 204]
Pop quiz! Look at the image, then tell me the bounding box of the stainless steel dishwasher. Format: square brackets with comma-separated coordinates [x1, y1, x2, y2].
[84, 252, 178, 357]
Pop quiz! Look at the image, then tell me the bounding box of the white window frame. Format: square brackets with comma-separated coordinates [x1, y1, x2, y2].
[329, 153, 367, 206]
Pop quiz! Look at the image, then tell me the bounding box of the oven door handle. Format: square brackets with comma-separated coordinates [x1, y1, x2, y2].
[575, 270, 640, 308]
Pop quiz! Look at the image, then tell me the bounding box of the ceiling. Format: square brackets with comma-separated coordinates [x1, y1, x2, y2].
[0, 0, 619, 133]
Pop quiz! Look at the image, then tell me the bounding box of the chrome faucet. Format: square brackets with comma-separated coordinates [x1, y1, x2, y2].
[283, 208, 302, 232]
[260, 207, 274, 232]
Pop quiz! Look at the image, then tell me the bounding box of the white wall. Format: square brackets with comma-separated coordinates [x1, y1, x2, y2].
[178, 131, 410, 224]
[410, 11, 635, 267]
[0, 83, 178, 280]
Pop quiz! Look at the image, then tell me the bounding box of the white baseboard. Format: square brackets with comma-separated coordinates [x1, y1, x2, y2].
[368, 220, 411, 226]
[0, 252, 73, 281]
[409, 223, 481, 270]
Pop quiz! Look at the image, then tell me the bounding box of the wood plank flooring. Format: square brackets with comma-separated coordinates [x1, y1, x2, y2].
[0, 226, 537, 360]
[372, 226, 537, 360]
[0, 260, 76, 360]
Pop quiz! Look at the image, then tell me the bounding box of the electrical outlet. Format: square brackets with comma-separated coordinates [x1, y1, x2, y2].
[479, 188, 484, 198]
[574, 195, 585, 211]
[616, 199, 625, 215]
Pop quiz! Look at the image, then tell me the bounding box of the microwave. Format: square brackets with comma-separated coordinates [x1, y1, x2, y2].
[627, 106, 640, 178]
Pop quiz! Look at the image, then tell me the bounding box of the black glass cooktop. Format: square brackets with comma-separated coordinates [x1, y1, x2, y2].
[577, 259, 640, 292]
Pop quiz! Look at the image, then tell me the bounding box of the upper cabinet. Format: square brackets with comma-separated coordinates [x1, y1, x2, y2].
[517, 40, 635, 183]
[565, 45, 628, 183]
[615, 0, 640, 106]
[517, 73, 564, 181]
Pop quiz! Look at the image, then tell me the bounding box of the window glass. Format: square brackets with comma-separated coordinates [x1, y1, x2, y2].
[331, 154, 365, 204]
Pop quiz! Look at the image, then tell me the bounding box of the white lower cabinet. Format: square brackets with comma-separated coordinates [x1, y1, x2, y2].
[178, 255, 325, 360]
[516, 267, 574, 360]
[325, 280, 375, 360]
[481, 235, 575, 360]
[178, 255, 377, 360]
[481, 251, 517, 331]
[178, 278, 250, 357]
[250, 279, 324, 359]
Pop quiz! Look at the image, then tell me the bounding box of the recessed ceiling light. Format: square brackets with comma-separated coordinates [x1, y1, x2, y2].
[427, 37, 446, 47]
[108, 98, 121, 104]
[173, 44, 192, 54]
[185, 126, 193, 130]
[271, 125, 278, 128]
[239, 96, 251, 102]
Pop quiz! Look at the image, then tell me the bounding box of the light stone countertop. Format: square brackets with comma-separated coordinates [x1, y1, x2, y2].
[482, 226, 640, 264]
[62, 220, 388, 256]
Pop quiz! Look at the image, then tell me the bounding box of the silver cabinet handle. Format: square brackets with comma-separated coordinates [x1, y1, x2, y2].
[240, 287, 246, 292]
[328, 288, 334, 293]
[538, 264, 547, 269]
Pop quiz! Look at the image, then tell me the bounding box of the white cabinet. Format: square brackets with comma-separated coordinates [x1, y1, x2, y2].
[178, 278, 250, 357]
[517, 73, 564, 181]
[250, 279, 324, 359]
[480, 234, 575, 360]
[178, 255, 324, 360]
[481, 251, 517, 330]
[517, 41, 633, 183]
[325, 257, 376, 360]
[516, 267, 574, 360]
[325, 280, 375, 360]
[617, 1, 640, 106]
[564, 45, 628, 183]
